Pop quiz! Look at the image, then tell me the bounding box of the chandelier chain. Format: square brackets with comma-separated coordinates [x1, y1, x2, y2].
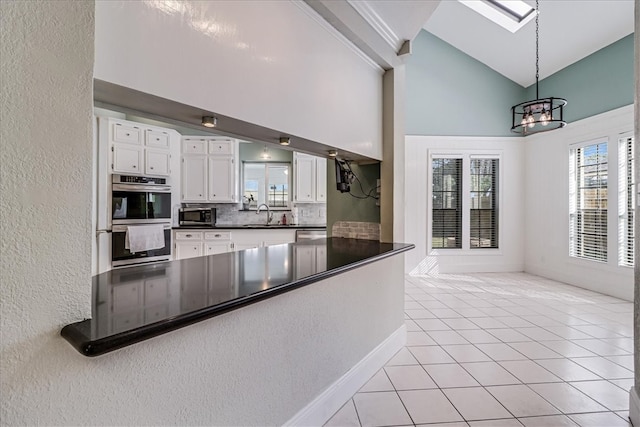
[535, 0, 539, 98]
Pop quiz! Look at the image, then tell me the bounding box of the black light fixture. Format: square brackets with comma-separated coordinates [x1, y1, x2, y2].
[511, 0, 566, 135]
[201, 116, 217, 128]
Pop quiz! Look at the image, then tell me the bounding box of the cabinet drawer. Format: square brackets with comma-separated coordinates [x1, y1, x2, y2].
[145, 130, 170, 148]
[175, 231, 204, 240]
[112, 123, 142, 144]
[182, 139, 207, 154]
[204, 231, 231, 241]
[208, 139, 234, 155]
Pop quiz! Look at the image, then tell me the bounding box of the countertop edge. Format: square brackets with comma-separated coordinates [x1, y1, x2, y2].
[61, 242, 414, 357]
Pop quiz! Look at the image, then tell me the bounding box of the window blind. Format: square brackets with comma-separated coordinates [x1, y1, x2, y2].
[569, 142, 608, 262]
[432, 158, 462, 249]
[470, 159, 499, 248]
[618, 135, 635, 266]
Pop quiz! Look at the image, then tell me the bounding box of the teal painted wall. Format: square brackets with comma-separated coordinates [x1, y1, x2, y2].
[524, 34, 634, 124]
[406, 31, 634, 136]
[406, 31, 523, 137]
[326, 161, 380, 236]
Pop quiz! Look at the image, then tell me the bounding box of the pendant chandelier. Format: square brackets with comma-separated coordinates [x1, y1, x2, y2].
[511, 0, 566, 135]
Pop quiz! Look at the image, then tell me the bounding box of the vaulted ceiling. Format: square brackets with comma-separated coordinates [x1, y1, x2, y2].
[307, 0, 635, 87]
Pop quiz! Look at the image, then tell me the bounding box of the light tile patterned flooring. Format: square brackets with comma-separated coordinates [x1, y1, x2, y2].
[325, 273, 634, 427]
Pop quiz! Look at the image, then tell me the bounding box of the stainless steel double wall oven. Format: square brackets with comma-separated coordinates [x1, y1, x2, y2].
[110, 175, 172, 267]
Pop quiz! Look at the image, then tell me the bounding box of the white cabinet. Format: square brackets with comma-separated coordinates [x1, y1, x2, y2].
[209, 157, 234, 201]
[173, 228, 296, 259]
[109, 119, 172, 177]
[316, 158, 327, 202]
[294, 153, 327, 203]
[181, 137, 238, 203]
[181, 156, 208, 201]
[204, 231, 232, 255]
[112, 144, 142, 174]
[174, 231, 204, 260]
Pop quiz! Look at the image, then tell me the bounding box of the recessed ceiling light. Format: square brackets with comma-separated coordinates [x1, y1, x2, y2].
[328, 150, 338, 158]
[279, 137, 291, 146]
[201, 116, 217, 128]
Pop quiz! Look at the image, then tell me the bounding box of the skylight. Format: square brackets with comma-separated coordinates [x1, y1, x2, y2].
[459, 0, 536, 33]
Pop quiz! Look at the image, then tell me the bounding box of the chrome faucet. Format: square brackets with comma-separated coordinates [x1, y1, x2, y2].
[256, 204, 273, 225]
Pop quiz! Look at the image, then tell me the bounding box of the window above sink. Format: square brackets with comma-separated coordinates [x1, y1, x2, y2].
[242, 162, 291, 210]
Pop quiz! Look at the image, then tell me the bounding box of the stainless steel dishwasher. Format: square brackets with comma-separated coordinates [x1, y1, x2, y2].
[295, 229, 327, 241]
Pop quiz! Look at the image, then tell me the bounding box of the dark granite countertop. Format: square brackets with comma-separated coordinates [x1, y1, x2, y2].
[173, 224, 326, 230]
[62, 238, 413, 357]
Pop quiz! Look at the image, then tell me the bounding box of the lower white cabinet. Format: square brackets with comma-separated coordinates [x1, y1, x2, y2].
[204, 231, 233, 255]
[174, 231, 204, 260]
[173, 229, 296, 259]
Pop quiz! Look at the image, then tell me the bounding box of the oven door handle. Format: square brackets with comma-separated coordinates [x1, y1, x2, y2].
[112, 224, 172, 233]
[112, 184, 172, 193]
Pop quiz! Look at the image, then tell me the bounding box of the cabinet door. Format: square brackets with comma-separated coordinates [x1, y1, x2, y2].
[182, 155, 208, 201]
[208, 139, 234, 155]
[146, 149, 170, 176]
[145, 130, 170, 148]
[182, 138, 207, 154]
[113, 144, 143, 174]
[295, 154, 315, 202]
[175, 241, 203, 260]
[112, 122, 142, 145]
[315, 157, 327, 202]
[209, 157, 235, 202]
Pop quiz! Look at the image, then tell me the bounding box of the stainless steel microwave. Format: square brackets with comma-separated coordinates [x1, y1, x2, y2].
[179, 207, 216, 227]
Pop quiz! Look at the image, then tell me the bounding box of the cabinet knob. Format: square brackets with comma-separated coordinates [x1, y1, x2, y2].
[150, 166, 154, 170]
[215, 234, 221, 237]
[199, 194, 202, 197]
[186, 234, 192, 237]
[156, 138, 160, 141]
[126, 133, 130, 136]
[132, 165, 137, 168]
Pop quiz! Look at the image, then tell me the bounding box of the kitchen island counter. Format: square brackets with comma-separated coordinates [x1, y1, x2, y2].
[62, 238, 413, 357]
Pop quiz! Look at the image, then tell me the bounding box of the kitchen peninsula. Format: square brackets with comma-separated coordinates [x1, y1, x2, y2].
[62, 238, 413, 357]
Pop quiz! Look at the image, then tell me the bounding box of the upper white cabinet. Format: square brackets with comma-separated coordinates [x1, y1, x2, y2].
[294, 153, 327, 203]
[106, 119, 172, 177]
[181, 137, 238, 203]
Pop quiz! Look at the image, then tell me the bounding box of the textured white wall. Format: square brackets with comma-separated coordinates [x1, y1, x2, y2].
[94, 0, 384, 160]
[403, 136, 525, 274]
[524, 106, 634, 301]
[1, 2, 404, 424]
[0, 0, 95, 421]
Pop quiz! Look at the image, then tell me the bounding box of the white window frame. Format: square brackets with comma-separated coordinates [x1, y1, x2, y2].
[569, 138, 609, 263]
[428, 150, 503, 254]
[617, 133, 635, 267]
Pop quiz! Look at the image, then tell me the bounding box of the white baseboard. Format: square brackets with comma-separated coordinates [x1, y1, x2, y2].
[630, 386, 640, 427]
[283, 324, 407, 427]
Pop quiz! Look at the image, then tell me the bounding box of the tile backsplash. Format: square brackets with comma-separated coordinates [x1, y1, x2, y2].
[331, 221, 380, 241]
[198, 203, 326, 226]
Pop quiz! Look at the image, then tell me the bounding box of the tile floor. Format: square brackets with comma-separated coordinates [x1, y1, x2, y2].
[325, 273, 634, 427]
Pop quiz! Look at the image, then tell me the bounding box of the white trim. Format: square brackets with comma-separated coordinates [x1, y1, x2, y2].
[283, 324, 407, 427]
[346, 0, 401, 50]
[630, 386, 639, 427]
[291, 0, 384, 74]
